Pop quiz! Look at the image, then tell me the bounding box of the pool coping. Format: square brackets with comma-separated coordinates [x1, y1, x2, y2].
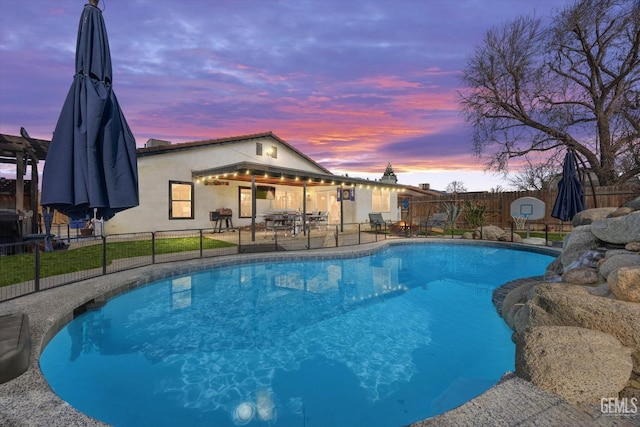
[0, 239, 627, 426]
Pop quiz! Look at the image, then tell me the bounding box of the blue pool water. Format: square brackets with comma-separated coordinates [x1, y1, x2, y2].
[40, 243, 554, 427]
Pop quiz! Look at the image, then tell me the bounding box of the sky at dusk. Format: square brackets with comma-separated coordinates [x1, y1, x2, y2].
[0, 0, 576, 191]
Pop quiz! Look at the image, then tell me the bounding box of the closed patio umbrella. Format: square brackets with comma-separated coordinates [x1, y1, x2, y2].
[41, 0, 138, 222]
[551, 151, 585, 221]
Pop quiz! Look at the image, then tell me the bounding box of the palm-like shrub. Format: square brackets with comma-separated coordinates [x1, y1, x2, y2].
[462, 200, 488, 229]
[442, 202, 463, 230]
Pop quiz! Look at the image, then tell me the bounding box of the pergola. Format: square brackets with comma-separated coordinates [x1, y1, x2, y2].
[0, 130, 49, 234]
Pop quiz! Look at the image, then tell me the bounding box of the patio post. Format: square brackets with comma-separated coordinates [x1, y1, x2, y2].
[302, 181, 307, 236]
[251, 175, 256, 242]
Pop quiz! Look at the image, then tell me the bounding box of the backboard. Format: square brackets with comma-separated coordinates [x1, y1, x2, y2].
[510, 197, 545, 220]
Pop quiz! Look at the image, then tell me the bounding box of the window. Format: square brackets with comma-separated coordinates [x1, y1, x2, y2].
[169, 181, 194, 219]
[274, 190, 300, 210]
[256, 142, 263, 156]
[372, 189, 390, 212]
[239, 187, 252, 218]
[266, 146, 277, 158]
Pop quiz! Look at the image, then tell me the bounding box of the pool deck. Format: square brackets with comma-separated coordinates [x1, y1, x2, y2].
[0, 239, 637, 426]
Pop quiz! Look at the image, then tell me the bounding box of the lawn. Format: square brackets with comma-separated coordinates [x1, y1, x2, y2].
[0, 237, 236, 287]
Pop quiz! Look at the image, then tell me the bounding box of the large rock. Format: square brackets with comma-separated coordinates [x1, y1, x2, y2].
[598, 253, 640, 279]
[513, 283, 640, 374]
[572, 207, 617, 227]
[544, 257, 564, 282]
[560, 225, 600, 270]
[473, 225, 506, 241]
[501, 281, 541, 330]
[622, 195, 640, 210]
[591, 211, 640, 245]
[561, 267, 601, 286]
[515, 326, 633, 405]
[608, 207, 635, 217]
[608, 266, 640, 303]
[626, 242, 640, 252]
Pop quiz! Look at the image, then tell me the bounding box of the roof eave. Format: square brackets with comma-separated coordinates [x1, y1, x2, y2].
[192, 162, 407, 190]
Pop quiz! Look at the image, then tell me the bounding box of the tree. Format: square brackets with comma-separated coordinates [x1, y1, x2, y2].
[460, 0, 640, 186]
[508, 159, 559, 190]
[446, 180, 467, 193]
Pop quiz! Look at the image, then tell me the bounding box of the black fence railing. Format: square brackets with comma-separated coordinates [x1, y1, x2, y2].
[0, 223, 392, 302]
[0, 220, 561, 303]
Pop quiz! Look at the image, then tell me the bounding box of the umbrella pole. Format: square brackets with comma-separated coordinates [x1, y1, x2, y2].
[43, 206, 54, 252]
[571, 149, 597, 208]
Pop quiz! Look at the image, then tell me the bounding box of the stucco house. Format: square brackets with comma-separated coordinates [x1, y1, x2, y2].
[104, 132, 404, 238]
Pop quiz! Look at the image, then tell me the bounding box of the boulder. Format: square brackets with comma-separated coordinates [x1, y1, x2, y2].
[622, 196, 640, 210]
[561, 267, 601, 286]
[598, 253, 640, 280]
[560, 226, 600, 270]
[591, 211, 640, 245]
[584, 283, 614, 298]
[514, 283, 640, 374]
[501, 281, 541, 330]
[515, 326, 633, 405]
[473, 225, 505, 241]
[461, 231, 473, 240]
[608, 266, 640, 303]
[544, 257, 564, 282]
[608, 207, 635, 217]
[571, 207, 617, 227]
[626, 242, 640, 252]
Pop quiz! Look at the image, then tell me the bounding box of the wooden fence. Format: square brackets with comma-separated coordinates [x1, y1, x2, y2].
[404, 184, 639, 232]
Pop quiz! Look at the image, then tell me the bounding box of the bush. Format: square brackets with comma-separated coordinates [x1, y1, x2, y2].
[462, 200, 488, 229]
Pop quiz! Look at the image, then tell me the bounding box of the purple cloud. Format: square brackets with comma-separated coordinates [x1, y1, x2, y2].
[0, 0, 574, 188]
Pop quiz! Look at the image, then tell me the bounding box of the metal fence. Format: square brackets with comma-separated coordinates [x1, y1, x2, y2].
[0, 223, 393, 302]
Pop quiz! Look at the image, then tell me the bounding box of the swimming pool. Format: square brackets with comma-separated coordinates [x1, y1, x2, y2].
[40, 242, 554, 426]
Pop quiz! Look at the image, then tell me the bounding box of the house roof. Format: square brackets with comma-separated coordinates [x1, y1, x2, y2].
[140, 130, 406, 190]
[401, 185, 446, 198]
[137, 131, 333, 175]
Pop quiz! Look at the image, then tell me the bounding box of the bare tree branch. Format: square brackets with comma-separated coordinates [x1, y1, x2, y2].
[459, 0, 640, 186]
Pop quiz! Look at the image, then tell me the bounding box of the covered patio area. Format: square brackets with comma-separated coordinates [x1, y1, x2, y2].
[192, 161, 403, 242]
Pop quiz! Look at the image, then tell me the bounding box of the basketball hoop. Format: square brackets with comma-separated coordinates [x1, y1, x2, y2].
[512, 215, 527, 230]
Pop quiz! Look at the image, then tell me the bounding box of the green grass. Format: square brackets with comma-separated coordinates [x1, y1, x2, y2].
[0, 237, 235, 287]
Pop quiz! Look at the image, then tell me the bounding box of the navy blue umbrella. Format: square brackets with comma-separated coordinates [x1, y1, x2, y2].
[41, 0, 138, 221]
[551, 151, 585, 221]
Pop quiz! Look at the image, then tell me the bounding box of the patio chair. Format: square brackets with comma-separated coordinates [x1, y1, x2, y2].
[421, 212, 447, 234]
[369, 213, 389, 231]
[312, 211, 329, 230]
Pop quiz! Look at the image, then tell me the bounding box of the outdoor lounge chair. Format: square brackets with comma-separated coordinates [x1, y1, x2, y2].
[307, 211, 328, 230]
[369, 213, 389, 231]
[421, 212, 447, 233]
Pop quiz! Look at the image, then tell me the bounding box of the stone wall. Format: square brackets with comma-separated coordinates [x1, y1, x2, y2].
[500, 198, 640, 406]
